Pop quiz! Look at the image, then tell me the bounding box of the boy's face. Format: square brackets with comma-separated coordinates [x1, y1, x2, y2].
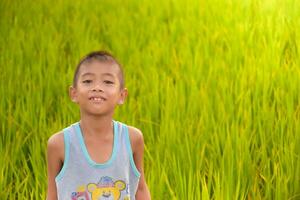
[69, 60, 127, 116]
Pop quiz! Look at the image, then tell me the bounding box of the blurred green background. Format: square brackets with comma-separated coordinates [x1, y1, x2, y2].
[1, 0, 300, 199]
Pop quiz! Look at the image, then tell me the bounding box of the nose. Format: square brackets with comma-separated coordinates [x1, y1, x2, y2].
[92, 82, 103, 92]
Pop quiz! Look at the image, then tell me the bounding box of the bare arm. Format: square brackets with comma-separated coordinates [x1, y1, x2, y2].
[46, 132, 64, 200]
[129, 127, 151, 200]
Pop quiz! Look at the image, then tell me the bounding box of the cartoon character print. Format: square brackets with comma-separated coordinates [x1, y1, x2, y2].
[87, 176, 126, 200]
[71, 185, 90, 200]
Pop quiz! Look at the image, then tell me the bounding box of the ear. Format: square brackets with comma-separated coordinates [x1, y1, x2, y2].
[118, 88, 128, 105]
[87, 183, 97, 192]
[114, 180, 126, 191]
[69, 85, 78, 103]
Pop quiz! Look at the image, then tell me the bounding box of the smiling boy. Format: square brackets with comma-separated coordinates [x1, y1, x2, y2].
[46, 51, 151, 200]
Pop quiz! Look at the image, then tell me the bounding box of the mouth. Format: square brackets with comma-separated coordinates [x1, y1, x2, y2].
[102, 194, 111, 198]
[89, 97, 106, 102]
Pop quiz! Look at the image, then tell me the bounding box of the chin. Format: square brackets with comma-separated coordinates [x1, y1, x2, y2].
[90, 110, 113, 117]
[81, 107, 113, 116]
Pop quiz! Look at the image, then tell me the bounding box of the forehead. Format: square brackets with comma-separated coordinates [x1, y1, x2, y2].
[78, 60, 120, 78]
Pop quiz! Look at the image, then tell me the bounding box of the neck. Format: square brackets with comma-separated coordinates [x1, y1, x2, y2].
[79, 112, 114, 137]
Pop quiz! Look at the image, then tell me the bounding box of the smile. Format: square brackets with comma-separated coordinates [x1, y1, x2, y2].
[89, 97, 106, 102]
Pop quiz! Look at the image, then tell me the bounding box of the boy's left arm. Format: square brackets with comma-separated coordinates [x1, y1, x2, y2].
[129, 127, 151, 200]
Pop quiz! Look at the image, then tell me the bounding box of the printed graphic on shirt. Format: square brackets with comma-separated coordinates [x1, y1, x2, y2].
[71, 176, 130, 200]
[71, 185, 90, 200]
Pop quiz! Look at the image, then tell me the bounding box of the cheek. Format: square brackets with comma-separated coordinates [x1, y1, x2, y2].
[77, 88, 89, 95]
[106, 87, 121, 96]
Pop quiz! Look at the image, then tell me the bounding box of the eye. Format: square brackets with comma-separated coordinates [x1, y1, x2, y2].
[82, 80, 92, 84]
[104, 80, 114, 84]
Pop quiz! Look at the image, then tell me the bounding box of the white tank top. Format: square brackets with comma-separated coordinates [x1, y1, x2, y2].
[55, 120, 141, 200]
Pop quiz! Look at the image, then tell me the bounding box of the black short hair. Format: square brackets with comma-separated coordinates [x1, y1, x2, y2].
[73, 50, 125, 89]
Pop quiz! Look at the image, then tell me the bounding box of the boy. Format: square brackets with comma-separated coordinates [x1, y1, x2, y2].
[47, 51, 151, 200]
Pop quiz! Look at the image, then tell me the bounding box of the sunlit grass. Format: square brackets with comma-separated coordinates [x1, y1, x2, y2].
[1, 0, 300, 199]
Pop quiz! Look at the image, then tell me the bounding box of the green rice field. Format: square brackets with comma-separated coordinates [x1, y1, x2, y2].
[1, 0, 300, 199]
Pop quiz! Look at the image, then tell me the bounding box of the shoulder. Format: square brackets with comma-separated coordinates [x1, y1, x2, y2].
[127, 125, 144, 153]
[47, 130, 66, 193]
[47, 131, 65, 161]
[47, 131, 64, 149]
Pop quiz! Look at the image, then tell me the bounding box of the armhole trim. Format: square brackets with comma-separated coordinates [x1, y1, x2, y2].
[55, 128, 70, 182]
[124, 125, 141, 178]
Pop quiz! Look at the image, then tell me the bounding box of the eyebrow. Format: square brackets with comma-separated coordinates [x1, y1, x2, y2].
[81, 72, 95, 77]
[81, 72, 115, 78]
[101, 73, 115, 78]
